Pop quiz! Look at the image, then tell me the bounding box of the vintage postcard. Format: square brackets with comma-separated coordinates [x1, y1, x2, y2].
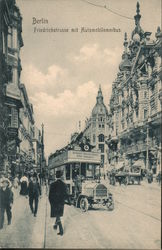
[0, 0, 161, 249]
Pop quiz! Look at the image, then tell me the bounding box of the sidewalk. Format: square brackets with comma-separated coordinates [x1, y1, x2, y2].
[0, 186, 46, 248]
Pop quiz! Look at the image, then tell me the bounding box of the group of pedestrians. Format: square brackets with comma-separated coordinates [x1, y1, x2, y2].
[0, 169, 71, 236]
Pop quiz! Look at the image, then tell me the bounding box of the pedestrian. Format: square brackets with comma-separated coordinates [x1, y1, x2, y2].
[28, 176, 41, 217]
[20, 174, 29, 195]
[49, 170, 70, 236]
[0, 178, 14, 229]
[13, 174, 19, 189]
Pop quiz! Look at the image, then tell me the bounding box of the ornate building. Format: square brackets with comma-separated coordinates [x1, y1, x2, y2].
[0, 0, 45, 176]
[18, 83, 35, 174]
[106, 2, 162, 174]
[0, 0, 23, 173]
[83, 85, 109, 173]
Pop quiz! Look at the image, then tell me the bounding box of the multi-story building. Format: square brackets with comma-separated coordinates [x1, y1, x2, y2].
[83, 85, 109, 173]
[106, 2, 162, 174]
[0, 1, 45, 176]
[0, 0, 23, 174]
[18, 83, 35, 174]
[0, 0, 11, 170]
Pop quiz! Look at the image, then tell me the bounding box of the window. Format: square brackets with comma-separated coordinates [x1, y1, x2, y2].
[8, 27, 17, 50]
[144, 91, 147, 99]
[12, 28, 17, 49]
[122, 109, 124, 117]
[99, 144, 104, 153]
[8, 107, 12, 127]
[93, 134, 96, 143]
[101, 155, 105, 165]
[8, 27, 13, 49]
[99, 124, 101, 128]
[7, 107, 18, 128]
[122, 123, 125, 129]
[144, 109, 148, 119]
[98, 134, 104, 142]
[136, 110, 139, 118]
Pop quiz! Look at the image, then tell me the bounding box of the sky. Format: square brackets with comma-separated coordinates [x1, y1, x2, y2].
[16, 0, 161, 158]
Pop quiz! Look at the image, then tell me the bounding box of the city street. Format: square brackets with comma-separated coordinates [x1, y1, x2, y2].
[0, 181, 161, 249]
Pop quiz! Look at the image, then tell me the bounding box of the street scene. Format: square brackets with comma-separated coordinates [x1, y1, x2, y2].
[0, 0, 161, 249]
[0, 180, 161, 249]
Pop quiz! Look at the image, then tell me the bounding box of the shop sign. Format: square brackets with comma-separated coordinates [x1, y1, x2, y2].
[49, 150, 100, 168]
[68, 150, 100, 163]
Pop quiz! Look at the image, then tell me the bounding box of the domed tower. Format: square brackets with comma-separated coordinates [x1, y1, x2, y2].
[83, 85, 109, 172]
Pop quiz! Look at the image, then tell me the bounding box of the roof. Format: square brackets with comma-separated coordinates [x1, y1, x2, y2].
[92, 85, 108, 116]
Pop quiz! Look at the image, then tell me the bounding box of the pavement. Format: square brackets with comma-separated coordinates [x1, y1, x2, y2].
[0, 180, 161, 249]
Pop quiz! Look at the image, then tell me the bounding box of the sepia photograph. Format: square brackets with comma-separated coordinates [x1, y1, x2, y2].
[0, 0, 161, 249]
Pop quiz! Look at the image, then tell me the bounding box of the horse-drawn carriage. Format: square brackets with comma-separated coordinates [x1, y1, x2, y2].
[109, 161, 142, 185]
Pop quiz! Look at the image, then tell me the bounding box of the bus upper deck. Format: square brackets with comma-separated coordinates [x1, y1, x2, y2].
[48, 149, 101, 193]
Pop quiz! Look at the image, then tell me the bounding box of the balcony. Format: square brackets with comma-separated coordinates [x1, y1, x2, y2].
[125, 141, 155, 155]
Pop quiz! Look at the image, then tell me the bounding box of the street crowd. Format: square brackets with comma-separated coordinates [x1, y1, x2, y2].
[0, 170, 70, 236]
[0, 167, 161, 236]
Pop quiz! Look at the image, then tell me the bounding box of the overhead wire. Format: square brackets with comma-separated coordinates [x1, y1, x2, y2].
[81, 0, 134, 20]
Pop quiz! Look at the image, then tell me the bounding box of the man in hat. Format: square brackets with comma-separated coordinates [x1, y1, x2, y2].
[0, 178, 14, 229]
[28, 176, 41, 217]
[49, 170, 70, 236]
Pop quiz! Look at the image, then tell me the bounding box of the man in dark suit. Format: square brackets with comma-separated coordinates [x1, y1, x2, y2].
[28, 176, 41, 217]
[49, 170, 70, 236]
[0, 178, 13, 229]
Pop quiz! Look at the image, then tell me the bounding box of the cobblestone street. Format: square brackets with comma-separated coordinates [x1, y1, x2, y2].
[0, 181, 161, 249]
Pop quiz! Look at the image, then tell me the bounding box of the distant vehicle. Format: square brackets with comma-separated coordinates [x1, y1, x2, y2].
[110, 164, 142, 185]
[127, 166, 142, 185]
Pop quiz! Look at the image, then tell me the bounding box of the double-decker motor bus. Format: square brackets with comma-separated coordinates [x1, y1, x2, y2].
[48, 149, 101, 194]
[48, 143, 114, 212]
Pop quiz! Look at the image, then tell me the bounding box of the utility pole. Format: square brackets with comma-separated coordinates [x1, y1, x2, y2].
[146, 125, 149, 170]
[40, 123, 44, 185]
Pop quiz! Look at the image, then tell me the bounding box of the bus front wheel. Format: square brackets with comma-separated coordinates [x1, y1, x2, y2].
[80, 197, 89, 212]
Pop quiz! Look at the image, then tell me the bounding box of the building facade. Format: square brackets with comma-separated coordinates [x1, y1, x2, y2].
[106, 2, 162, 174]
[0, 0, 11, 170]
[0, 0, 45, 176]
[83, 86, 109, 173]
[18, 83, 35, 174]
[0, 0, 23, 174]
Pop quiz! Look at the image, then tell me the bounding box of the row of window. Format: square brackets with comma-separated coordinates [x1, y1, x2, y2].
[8, 27, 18, 50]
[92, 123, 105, 128]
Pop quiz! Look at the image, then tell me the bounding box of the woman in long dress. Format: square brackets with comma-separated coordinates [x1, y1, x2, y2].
[20, 174, 29, 195]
